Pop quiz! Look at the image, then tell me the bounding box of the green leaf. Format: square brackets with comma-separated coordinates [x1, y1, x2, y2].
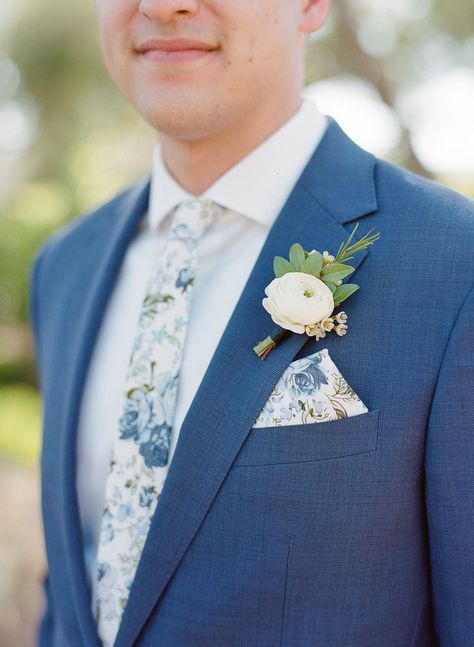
[289, 243, 306, 270]
[335, 224, 381, 263]
[326, 282, 336, 294]
[334, 223, 359, 263]
[300, 250, 323, 277]
[273, 256, 296, 278]
[321, 262, 354, 282]
[333, 283, 359, 306]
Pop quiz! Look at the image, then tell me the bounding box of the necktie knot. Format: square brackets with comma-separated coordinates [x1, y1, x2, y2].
[169, 198, 223, 242]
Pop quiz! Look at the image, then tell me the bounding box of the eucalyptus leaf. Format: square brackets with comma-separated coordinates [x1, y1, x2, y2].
[321, 262, 354, 282]
[333, 283, 359, 306]
[300, 250, 323, 277]
[289, 243, 306, 270]
[273, 256, 296, 278]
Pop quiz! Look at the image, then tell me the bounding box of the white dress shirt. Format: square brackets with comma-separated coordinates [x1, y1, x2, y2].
[76, 97, 328, 608]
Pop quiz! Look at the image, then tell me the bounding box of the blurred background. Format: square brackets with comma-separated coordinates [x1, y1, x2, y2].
[1, 0, 473, 644]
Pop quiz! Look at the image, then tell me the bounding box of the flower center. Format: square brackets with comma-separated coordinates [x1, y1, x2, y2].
[303, 289, 313, 298]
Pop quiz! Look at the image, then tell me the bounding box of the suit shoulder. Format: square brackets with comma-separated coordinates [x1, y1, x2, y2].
[32, 176, 150, 266]
[374, 158, 474, 238]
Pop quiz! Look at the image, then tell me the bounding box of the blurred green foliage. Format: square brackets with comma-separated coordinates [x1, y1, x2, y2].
[0, 383, 41, 465]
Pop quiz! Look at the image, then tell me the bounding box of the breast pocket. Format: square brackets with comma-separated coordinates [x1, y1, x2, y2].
[232, 408, 380, 467]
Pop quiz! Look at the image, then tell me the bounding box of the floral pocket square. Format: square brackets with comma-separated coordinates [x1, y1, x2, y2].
[252, 348, 368, 427]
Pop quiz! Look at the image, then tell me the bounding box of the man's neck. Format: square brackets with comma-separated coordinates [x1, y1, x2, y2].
[158, 96, 304, 196]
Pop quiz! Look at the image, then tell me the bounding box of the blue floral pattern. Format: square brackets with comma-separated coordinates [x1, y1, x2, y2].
[95, 199, 224, 647]
[175, 266, 195, 292]
[253, 348, 368, 427]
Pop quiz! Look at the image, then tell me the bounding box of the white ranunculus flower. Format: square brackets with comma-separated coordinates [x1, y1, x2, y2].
[262, 272, 334, 334]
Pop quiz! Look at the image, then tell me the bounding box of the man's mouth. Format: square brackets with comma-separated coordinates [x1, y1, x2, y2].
[135, 38, 219, 63]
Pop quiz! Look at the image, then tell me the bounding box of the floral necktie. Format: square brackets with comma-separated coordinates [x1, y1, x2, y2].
[94, 198, 224, 647]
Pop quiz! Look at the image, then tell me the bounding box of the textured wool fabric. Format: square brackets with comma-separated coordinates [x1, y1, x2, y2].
[30, 119, 474, 647]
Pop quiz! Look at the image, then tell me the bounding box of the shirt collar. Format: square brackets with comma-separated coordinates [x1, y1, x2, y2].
[148, 96, 327, 230]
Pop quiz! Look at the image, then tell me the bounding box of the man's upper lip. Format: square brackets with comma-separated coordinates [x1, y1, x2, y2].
[136, 38, 218, 53]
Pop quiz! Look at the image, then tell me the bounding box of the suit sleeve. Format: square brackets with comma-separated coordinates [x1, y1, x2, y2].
[28, 245, 55, 646]
[425, 283, 474, 644]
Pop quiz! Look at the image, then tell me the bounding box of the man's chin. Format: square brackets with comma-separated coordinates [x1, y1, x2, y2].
[136, 102, 229, 141]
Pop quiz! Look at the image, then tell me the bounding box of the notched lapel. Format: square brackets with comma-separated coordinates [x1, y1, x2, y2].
[114, 120, 379, 647]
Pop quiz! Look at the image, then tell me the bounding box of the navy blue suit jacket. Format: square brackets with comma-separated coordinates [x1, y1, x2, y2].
[29, 119, 474, 646]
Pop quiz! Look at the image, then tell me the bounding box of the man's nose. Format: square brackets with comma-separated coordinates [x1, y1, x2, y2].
[138, 0, 200, 22]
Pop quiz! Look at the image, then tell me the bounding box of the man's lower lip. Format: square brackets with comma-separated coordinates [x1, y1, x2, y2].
[140, 49, 216, 63]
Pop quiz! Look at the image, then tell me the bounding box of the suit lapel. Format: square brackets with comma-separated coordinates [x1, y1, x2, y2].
[54, 179, 151, 646]
[114, 119, 379, 647]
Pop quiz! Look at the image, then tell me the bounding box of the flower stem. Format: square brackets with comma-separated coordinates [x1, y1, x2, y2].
[253, 327, 292, 359]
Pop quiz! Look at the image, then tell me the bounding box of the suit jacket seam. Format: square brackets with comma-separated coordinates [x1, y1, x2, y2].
[279, 536, 294, 647]
[425, 280, 474, 432]
[408, 576, 429, 647]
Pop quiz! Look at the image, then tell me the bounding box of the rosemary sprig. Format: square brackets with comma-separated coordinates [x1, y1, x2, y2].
[334, 223, 381, 264]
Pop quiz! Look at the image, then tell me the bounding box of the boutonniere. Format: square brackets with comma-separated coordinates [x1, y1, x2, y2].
[253, 223, 380, 359]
